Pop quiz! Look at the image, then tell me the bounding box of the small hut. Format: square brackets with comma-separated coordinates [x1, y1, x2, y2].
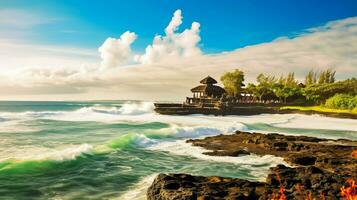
[190, 76, 226, 98]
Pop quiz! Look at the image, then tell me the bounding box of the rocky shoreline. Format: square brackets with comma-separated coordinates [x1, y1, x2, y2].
[147, 131, 357, 200]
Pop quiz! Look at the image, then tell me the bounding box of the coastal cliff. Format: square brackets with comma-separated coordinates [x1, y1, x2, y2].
[147, 131, 357, 200]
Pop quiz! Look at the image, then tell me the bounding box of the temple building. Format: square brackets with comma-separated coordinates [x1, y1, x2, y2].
[185, 76, 226, 107]
[190, 76, 226, 98]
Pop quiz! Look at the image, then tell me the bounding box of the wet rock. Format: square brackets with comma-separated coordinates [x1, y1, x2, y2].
[188, 131, 357, 173]
[204, 149, 250, 157]
[147, 173, 268, 200]
[291, 155, 317, 166]
[147, 165, 350, 200]
[273, 142, 288, 151]
[148, 131, 357, 200]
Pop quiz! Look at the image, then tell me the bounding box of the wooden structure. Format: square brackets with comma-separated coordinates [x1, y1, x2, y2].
[190, 76, 226, 98]
[185, 76, 226, 106]
[154, 75, 281, 115]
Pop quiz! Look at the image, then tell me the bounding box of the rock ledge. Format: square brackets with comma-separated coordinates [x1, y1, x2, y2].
[147, 131, 357, 200]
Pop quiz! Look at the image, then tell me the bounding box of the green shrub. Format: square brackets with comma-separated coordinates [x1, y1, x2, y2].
[353, 107, 357, 113]
[325, 94, 357, 110]
[290, 98, 314, 106]
[303, 79, 357, 103]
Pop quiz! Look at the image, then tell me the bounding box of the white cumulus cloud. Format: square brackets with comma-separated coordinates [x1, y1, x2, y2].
[98, 31, 137, 68]
[98, 9, 201, 66]
[135, 9, 202, 64]
[165, 9, 183, 35]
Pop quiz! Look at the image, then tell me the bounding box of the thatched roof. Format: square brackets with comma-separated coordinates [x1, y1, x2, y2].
[200, 76, 217, 84]
[191, 84, 226, 96]
[298, 83, 306, 88]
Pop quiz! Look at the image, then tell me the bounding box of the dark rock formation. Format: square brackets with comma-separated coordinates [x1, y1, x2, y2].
[148, 165, 351, 200]
[147, 173, 268, 200]
[187, 131, 357, 175]
[147, 131, 357, 200]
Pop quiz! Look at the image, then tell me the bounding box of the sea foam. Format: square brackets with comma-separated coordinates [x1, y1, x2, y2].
[37, 143, 94, 161]
[147, 139, 287, 180]
[270, 114, 357, 131]
[117, 174, 158, 200]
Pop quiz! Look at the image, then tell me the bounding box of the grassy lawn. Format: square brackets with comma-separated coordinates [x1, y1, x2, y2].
[280, 106, 357, 114]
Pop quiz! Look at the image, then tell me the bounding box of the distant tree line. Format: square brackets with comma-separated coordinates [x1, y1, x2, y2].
[220, 68, 357, 109]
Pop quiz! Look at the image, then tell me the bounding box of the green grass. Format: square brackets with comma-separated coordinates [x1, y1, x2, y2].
[280, 105, 357, 114]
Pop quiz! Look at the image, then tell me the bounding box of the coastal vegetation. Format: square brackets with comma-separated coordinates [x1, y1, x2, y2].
[280, 105, 357, 114]
[220, 69, 245, 97]
[220, 68, 357, 114]
[325, 94, 357, 111]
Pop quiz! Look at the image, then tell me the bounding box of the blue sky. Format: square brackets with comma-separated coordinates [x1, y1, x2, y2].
[1, 1, 357, 100]
[2, 0, 357, 53]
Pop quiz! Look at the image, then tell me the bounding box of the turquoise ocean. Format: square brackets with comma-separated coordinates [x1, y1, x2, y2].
[0, 101, 356, 200]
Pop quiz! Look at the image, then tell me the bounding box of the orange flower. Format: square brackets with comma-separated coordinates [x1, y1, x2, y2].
[271, 174, 286, 200]
[305, 191, 313, 200]
[352, 149, 357, 158]
[341, 179, 357, 200]
[271, 186, 286, 200]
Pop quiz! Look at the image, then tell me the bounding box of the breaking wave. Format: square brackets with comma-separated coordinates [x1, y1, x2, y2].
[105, 124, 242, 150]
[107, 133, 157, 149]
[117, 102, 154, 115]
[0, 102, 154, 123]
[37, 144, 94, 161]
[0, 144, 93, 174]
[0, 121, 244, 173]
[76, 102, 154, 116]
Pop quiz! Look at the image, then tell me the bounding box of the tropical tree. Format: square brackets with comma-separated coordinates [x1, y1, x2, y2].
[220, 69, 245, 97]
[285, 72, 298, 87]
[305, 70, 317, 85]
[249, 73, 278, 101]
[318, 71, 326, 84]
[318, 69, 336, 84]
[276, 86, 301, 103]
[246, 83, 268, 101]
[273, 73, 301, 103]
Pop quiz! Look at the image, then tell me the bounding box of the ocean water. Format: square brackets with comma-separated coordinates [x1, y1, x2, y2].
[0, 101, 356, 200]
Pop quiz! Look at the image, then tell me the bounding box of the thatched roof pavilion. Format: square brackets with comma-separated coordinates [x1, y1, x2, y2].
[200, 76, 218, 84]
[191, 76, 226, 98]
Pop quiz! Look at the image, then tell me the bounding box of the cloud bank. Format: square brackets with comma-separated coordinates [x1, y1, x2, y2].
[0, 10, 357, 100]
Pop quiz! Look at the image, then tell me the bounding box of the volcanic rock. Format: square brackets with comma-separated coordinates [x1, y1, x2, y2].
[147, 131, 357, 200]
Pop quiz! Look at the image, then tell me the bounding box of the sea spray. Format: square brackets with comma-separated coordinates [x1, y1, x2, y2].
[118, 102, 154, 115]
[107, 133, 157, 149]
